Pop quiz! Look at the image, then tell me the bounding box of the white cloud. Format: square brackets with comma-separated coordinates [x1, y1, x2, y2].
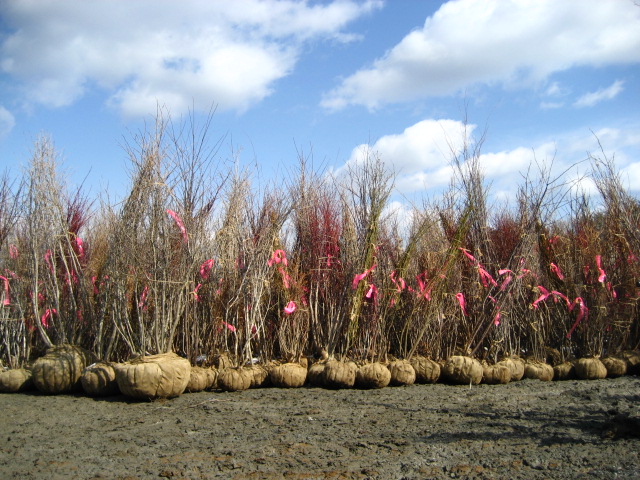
[340, 119, 559, 197]
[621, 162, 640, 192]
[342, 119, 472, 192]
[322, 0, 640, 111]
[540, 102, 564, 110]
[573, 80, 625, 108]
[0, 106, 15, 138]
[0, 0, 381, 117]
[544, 82, 565, 97]
[338, 116, 640, 203]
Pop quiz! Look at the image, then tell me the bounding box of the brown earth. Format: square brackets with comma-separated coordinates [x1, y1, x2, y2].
[1, 376, 640, 480]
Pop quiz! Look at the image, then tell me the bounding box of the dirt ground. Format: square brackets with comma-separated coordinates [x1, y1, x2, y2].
[1, 376, 640, 480]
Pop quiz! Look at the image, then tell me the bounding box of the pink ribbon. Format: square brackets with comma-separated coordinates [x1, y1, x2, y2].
[455, 292, 468, 316]
[44, 249, 53, 273]
[138, 286, 149, 308]
[41, 308, 56, 328]
[415, 272, 432, 301]
[566, 297, 588, 338]
[390, 271, 406, 292]
[459, 248, 477, 263]
[166, 209, 188, 243]
[595, 255, 606, 283]
[550, 290, 571, 308]
[278, 267, 291, 289]
[73, 237, 85, 259]
[267, 249, 288, 267]
[478, 266, 497, 288]
[365, 283, 378, 303]
[9, 244, 18, 259]
[284, 300, 296, 315]
[498, 269, 513, 291]
[193, 283, 202, 302]
[532, 285, 550, 309]
[199, 259, 214, 280]
[352, 264, 376, 289]
[550, 263, 564, 280]
[0, 275, 10, 306]
[460, 248, 497, 288]
[222, 321, 236, 333]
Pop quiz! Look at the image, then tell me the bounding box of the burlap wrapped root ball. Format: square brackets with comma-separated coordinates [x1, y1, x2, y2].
[269, 363, 307, 388]
[601, 357, 627, 378]
[244, 364, 270, 388]
[355, 362, 391, 389]
[115, 352, 191, 400]
[81, 362, 119, 396]
[410, 356, 441, 384]
[306, 363, 326, 387]
[523, 361, 554, 381]
[32, 344, 96, 394]
[442, 356, 483, 385]
[0, 368, 33, 393]
[186, 366, 218, 393]
[388, 360, 416, 386]
[619, 350, 640, 375]
[553, 362, 576, 381]
[497, 357, 525, 382]
[217, 367, 252, 392]
[574, 357, 607, 380]
[322, 360, 357, 389]
[482, 363, 511, 385]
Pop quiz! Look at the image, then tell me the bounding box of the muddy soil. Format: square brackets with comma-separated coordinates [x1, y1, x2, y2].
[1, 376, 640, 480]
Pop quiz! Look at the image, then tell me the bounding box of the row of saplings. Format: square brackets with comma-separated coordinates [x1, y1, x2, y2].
[1, 344, 640, 400]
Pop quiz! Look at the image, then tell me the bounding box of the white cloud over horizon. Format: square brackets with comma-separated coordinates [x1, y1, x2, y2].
[338, 117, 640, 203]
[0, 0, 382, 117]
[342, 119, 471, 192]
[321, 0, 640, 111]
[0, 106, 15, 138]
[573, 80, 625, 108]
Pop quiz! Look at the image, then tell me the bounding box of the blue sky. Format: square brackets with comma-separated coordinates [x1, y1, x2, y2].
[1, 0, 639, 208]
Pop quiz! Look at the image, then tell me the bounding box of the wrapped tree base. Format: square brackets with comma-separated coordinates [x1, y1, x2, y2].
[523, 361, 554, 381]
[602, 357, 627, 378]
[269, 363, 307, 388]
[388, 360, 416, 386]
[574, 358, 607, 380]
[306, 363, 326, 387]
[497, 357, 525, 382]
[82, 362, 119, 396]
[482, 363, 511, 385]
[186, 366, 218, 392]
[553, 362, 576, 381]
[410, 357, 440, 384]
[0, 368, 33, 393]
[218, 368, 252, 392]
[355, 362, 391, 389]
[442, 356, 483, 385]
[322, 361, 357, 389]
[115, 352, 191, 400]
[32, 344, 96, 394]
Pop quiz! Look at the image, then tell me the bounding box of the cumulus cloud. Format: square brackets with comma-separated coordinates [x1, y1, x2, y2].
[341, 119, 561, 197]
[322, 0, 640, 110]
[573, 80, 625, 108]
[337, 115, 640, 203]
[0, 106, 15, 138]
[0, 0, 382, 117]
[621, 162, 640, 192]
[342, 119, 471, 192]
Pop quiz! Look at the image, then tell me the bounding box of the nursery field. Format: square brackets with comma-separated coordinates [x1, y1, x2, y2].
[1, 376, 640, 480]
